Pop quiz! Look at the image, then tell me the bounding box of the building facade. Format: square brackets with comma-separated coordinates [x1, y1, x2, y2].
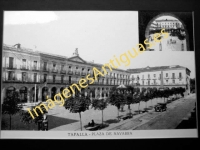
[1, 44, 191, 104]
[128, 65, 191, 94]
[1, 44, 131, 104]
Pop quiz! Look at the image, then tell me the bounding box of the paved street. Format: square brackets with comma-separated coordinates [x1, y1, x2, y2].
[103, 93, 196, 130]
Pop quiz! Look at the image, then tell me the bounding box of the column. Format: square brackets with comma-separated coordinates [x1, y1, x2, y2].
[48, 88, 51, 99]
[38, 87, 42, 102]
[1, 88, 5, 104]
[27, 88, 31, 103]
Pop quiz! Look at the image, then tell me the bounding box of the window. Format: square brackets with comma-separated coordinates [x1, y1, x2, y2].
[9, 57, 14, 68]
[22, 72, 27, 82]
[142, 80, 144, 85]
[53, 63, 56, 68]
[34, 61, 37, 70]
[148, 74, 150, 78]
[44, 74, 47, 82]
[172, 73, 175, 78]
[53, 75, 56, 83]
[179, 72, 182, 78]
[61, 64, 64, 71]
[22, 59, 26, 68]
[166, 80, 168, 84]
[61, 75, 64, 83]
[166, 73, 168, 77]
[154, 80, 156, 84]
[173, 79, 175, 84]
[34, 73, 37, 82]
[69, 66, 72, 71]
[148, 80, 150, 85]
[8, 71, 14, 80]
[154, 74, 156, 77]
[44, 62, 47, 70]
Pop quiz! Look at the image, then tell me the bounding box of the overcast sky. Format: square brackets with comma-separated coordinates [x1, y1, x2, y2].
[3, 11, 196, 78]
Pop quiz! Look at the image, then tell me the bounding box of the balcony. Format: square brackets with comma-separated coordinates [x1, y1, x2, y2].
[5, 64, 17, 69]
[177, 76, 183, 79]
[171, 76, 176, 79]
[60, 70, 66, 74]
[43, 68, 49, 72]
[75, 71, 80, 76]
[32, 66, 39, 71]
[81, 72, 86, 76]
[68, 71, 73, 75]
[20, 65, 29, 70]
[52, 68, 58, 73]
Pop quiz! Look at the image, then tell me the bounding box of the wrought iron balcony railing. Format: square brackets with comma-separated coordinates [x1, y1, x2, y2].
[60, 70, 66, 74]
[5, 64, 17, 69]
[52, 68, 58, 73]
[75, 71, 80, 76]
[81, 72, 86, 76]
[20, 65, 29, 70]
[68, 71, 73, 75]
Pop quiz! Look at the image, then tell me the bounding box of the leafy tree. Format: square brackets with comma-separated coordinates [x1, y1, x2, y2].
[125, 93, 133, 113]
[137, 88, 146, 113]
[64, 95, 91, 131]
[2, 91, 22, 130]
[20, 102, 48, 126]
[91, 99, 108, 127]
[109, 91, 126, 120]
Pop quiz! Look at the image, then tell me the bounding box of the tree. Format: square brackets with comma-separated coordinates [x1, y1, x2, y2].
[109, 91, 126, 120]
[91, 98, 108, 127]
[64, 95, 91, 131]
[20, 102, 48, 126]
[137, 88, 147, 113]
[125, 93, 133, 114]
[2, 91, 22, 130]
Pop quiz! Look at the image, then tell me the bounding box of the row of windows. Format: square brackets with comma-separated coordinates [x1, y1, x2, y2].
[132, 73, 182, 79]
[7, 57, 129, 79]
[7, 71, 130, 85]
[141, 79, 182, 85]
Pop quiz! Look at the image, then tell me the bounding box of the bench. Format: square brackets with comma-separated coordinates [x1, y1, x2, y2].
[154, 103, 167, 112]
[117, 113, 133, 121]
[85, 124, 100, 131]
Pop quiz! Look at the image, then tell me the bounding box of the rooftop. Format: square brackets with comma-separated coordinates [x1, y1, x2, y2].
[127, 65, 190, 73]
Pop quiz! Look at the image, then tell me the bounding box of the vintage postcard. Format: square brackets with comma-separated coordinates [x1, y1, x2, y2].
[1, 11, 197, 139]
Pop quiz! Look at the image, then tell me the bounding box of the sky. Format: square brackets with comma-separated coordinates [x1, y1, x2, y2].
[3, 11, 196, 78]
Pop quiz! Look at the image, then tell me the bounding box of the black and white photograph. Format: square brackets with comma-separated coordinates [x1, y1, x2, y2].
[0, 11, 197, 139]
[138, 11, 194, 51]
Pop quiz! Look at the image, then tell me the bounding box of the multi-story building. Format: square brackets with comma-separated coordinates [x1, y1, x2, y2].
[1, 44, 130, 104]
[155, 19, 182, 29]
[1, 44, 191, 104]
[128, 65, 191, 94]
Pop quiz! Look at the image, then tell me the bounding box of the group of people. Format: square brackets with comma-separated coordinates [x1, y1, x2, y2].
[88, 119, 95, 127]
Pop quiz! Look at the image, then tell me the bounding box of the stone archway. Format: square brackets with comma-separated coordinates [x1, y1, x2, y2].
[51, 87, 57, 99]
[31, 87, 38, 102]
[6, 86, 16, 98]
[19, 86, 28, 103]
[145, 13, 189, 51]
[42, 87, 48, 102]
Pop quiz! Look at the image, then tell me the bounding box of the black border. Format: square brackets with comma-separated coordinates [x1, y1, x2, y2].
[0, 0, 199, 148]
